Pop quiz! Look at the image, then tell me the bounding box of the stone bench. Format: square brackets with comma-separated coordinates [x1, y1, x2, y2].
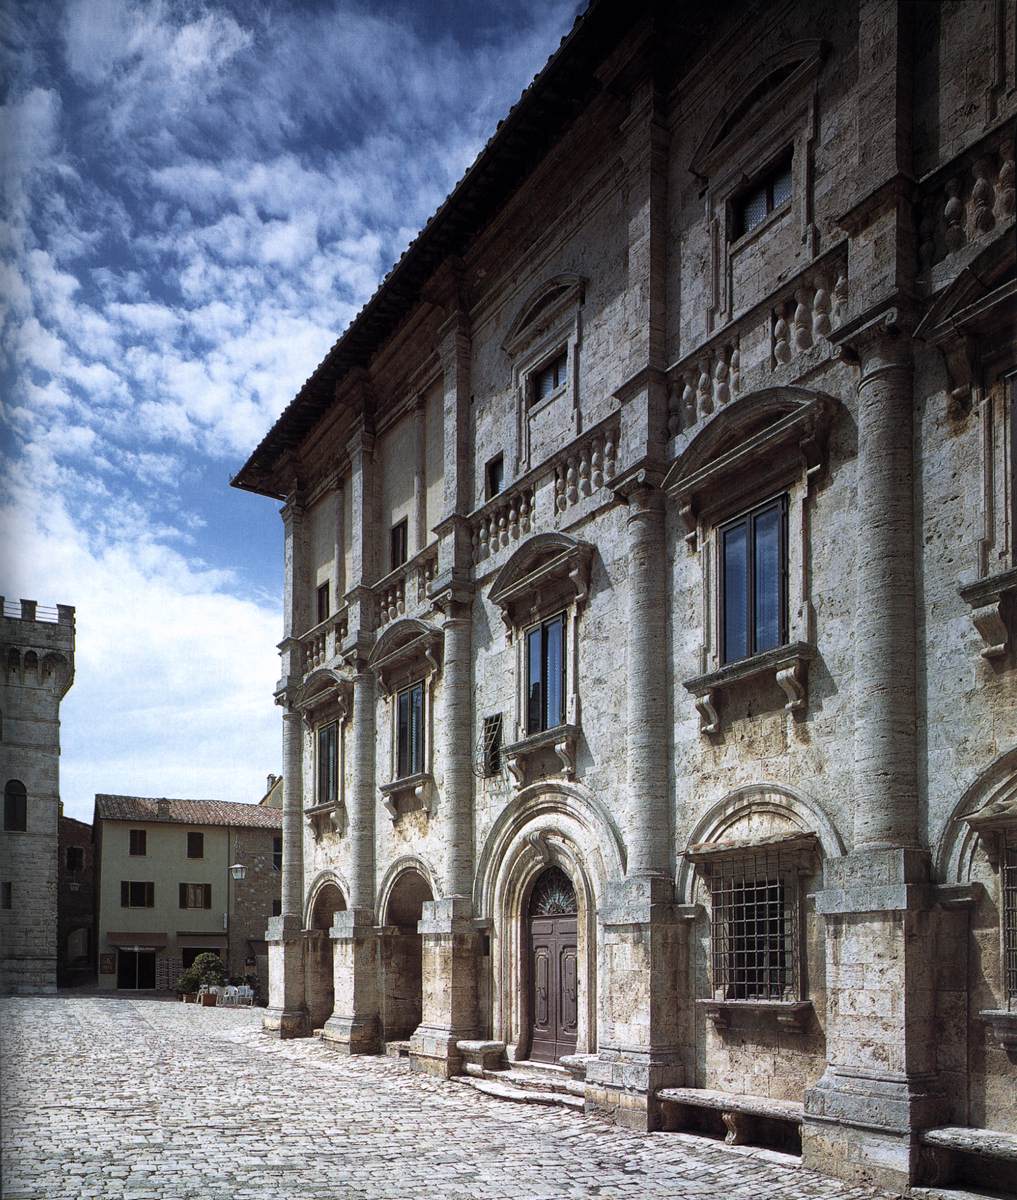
[455, 1039, 507, 1075]
[656, 1087, 804, 1150]
[917, 1125, 1017, 1189]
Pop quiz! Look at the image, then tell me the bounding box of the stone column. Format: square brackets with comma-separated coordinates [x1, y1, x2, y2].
[322, 660, 381, 1054]
[262, 707, 308, 1038]
[586, 479, 685, 1130]
[410, 588, 481, 1078]
[803, 326, 945, 1191]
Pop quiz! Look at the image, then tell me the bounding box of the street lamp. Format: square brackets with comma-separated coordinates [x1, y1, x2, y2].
[226, 862, 247, 981]
[229, 863, 246, 881]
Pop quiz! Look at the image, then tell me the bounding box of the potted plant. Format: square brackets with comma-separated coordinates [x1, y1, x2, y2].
[189, 952, 226, 1006]
[175, 964, 201, 1003]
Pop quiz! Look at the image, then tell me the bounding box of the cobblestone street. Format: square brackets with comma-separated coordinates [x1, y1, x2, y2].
[1, 996, 898, 1200]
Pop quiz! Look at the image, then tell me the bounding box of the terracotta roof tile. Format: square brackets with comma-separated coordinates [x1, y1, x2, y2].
[94, 794, 283, 829]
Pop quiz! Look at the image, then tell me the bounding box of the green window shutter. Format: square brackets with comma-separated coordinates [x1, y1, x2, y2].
[146, 882, 154, 907]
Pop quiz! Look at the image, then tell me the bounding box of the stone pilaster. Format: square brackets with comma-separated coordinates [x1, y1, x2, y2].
[586, 479, 685, 1129]
[321, 661, 380, 1053]
[409, 897, 481, 1078]
[262, 706, 308, 1038]
[803, 325, 945, 1191]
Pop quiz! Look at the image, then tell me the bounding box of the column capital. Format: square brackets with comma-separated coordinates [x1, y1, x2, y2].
[830, 301, 916, 382]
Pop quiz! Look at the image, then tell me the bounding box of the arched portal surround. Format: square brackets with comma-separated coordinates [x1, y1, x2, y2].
[303, 871, 348, 1033]
[476, 782, 623, 1061]
[377, 861, 434, 1043]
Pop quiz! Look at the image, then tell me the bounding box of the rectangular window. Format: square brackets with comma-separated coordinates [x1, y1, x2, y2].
[733, 149, 793, 238]
[129, 829, 147, 856]
[482, 713, 503, 777]
[187, 831, 204, 859]
[316, 581, 330, 625]
[711, 859, 796, 1001]
[1, 881, 11, 909]
[532, 349, 568, 405]
[1005, 836, 1017, 1001]
[272, 897, 282, 917]
[390, 519, 408, 570]
[396, 681, 424, 779]
[317, 723, 338, 806]
[485, 454, 505, 500]
[120, 881, 155, 908]
[526, 613, 566, 735]
[3, 786, 26, 832]
[720, 495, 787, 665]
[65, 846, 84, 873]
[178, 883, 212, 910]
[273, 835, 282, 872]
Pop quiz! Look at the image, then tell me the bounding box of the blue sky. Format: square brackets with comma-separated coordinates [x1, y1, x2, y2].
[1, 0, 584, 822]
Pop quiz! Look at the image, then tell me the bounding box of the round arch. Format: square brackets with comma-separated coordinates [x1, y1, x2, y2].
[376, 855, 438, 925]
[477, 781, 623, 1060]
[676, 781, 845, 904]
[302, 869, 350, 931]
[936, 747, 1017, 884]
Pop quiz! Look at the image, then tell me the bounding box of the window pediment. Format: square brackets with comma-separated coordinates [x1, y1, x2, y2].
[664, 390, 837, 538]
[293, 668, 351, 724]
[368, 618, 442, 695]
[488, 532, 592, 632]
[503, 274, 585, 356]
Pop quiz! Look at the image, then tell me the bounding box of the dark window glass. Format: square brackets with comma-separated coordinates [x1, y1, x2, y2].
[733, 150, 793, 237]
[390, 519, 408, 570]
[129, 829, 146, 856]
[122, 881, 154, 908]
[179, 883, 212, 909]
[396, 681, 424, 778]
[317, 723, 338, 806]
[3, 781, 26, 832]
[273, 836, 282, 872]
[187, 831, 203, 859]
[526, 614, 566, 735]
[316, 582, 330, 625]
[66, 846, 84, 873]
[1, 881, 11, 909]
[720, 495, 787, 665]
[272, 897, 282, 917]
[485, 454, 504, 499]
[533, 350, 568, 404]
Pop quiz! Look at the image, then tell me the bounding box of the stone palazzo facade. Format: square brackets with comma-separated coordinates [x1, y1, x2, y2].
[233, 0, 1017, 1191]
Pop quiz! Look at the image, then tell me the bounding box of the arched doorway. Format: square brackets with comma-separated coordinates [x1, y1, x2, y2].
[306, 882, 346, 1031]
[381, 869, 433, 1043]
[527, 866, 578, 1063]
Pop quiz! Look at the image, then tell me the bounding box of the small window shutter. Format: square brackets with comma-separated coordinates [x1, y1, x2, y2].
[146, 882, 154, 907]
[179, 883, 187, 909]
[203, 884, 212, 909]
[121, 881, 129, 907]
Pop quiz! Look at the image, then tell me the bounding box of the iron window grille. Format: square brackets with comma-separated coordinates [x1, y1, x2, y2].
[733, 148, 793, 238]
[129, 828, 147, 856]
[476, 713, 503, 778]
[317, 722, 339, 806]
[395, 681, 424, 779]
[719, 493, 789, 665]
[709, 849, 800, 1002]
[526, 613, 566, 735]
[1005, 834, 1017, 1003]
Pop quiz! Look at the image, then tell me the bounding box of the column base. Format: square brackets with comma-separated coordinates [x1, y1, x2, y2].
[261, 1007, 310, 1039]
[320, 1012, 381, 1054]
[584, 1049, 684, 1131]
[408, 896, 481, 1079]
[321, 907, 381, 1055]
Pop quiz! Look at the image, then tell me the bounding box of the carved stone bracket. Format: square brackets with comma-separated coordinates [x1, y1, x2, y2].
[525, 830, 552, 863]
[304, 800, 347, 838]
[501, 724, 579, 789]
[697, 998, 812, 1033]
[378, 772, 434, 823]
[960, 568, 1017, 659]
[979, 1010, 1017, 1055]
[683, 642, 814, 735]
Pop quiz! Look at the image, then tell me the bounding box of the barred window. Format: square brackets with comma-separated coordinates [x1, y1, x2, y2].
[1005, 835, 1017, 1002]
[709, 851, 799, 1001]
[482, 714, 503, 777]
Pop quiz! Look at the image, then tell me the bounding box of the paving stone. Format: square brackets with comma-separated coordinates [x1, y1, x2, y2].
[0, 996, 902, 1199]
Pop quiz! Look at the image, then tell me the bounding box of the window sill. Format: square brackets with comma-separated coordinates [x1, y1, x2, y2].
[502, 723, 578, 787]
[304, 800, 346, 837]
[379, 772, 433, 822]
[960, 567, 1017, 659]
[698, 998, 812, 1032]
[729, 199, 792, 254]
[527, 380, 569, 418]
[683, 641, 814, 735]
[979, 1009, 1017, 1053]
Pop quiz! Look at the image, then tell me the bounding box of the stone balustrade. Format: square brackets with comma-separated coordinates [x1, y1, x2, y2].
[377, 546, 439, 626]
[552, 417, 618, 514]
[299, 608, 349, 673]
[472, 482, 535, 562]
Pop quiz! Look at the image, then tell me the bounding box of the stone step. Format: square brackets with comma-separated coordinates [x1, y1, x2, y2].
[454, 1074, 585, 1111]
[911, 1189, 1017, 1200]
[384, 1039, 412, 1059]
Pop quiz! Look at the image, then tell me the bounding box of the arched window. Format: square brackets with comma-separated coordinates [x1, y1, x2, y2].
[4, 780, 27, 832]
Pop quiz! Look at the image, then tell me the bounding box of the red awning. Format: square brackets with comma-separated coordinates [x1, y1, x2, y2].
[106, 931, 168, 948]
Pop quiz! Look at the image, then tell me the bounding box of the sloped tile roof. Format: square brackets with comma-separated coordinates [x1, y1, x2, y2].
[94, 794, 283, 829]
